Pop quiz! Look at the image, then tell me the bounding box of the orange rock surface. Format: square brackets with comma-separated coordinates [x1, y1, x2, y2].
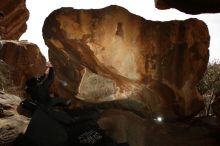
[0, 0, 29, 39]
[43, 6, 209, 120]
[0, 40, 46, 90]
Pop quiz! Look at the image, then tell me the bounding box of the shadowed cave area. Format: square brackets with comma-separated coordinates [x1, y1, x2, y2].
[1, 1, 220, 146]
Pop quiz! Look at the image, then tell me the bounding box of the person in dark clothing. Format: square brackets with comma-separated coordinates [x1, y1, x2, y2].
[25, 67, 54, 105]
[23, 67, 71, 111]
[17, 66, 130, 146]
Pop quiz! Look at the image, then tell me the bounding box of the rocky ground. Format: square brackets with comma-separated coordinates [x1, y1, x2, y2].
[0, 92, 220, 146]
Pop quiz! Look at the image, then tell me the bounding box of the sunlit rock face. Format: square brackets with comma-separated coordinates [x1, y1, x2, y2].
[155, 0, 220, 14]
[0, 40, 46, 91]
[43, 5, 209, 120]
[0, 0, 29, 39]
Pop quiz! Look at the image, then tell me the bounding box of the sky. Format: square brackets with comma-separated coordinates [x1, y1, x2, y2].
[20, 0, 220, 62]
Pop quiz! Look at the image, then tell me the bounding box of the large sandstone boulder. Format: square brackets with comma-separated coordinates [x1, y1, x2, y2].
[43, 6, 209, 120]
[155, 0, 220, 14]
[0, 40, 46, 95]
[0, 0, 29, 39]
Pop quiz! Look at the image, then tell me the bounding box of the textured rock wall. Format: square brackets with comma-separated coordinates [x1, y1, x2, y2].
[0, 92, 29, 146]
[155, 0, 220, 14]
[0, 40, 46, 93]
[0, 60, 17, 95]
[43, 6, 209, 120]
[0, 0, 29, 39]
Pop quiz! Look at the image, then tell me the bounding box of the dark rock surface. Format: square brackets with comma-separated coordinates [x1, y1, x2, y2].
[155, 0, 220, 14]
[99, 109, 220, 146]
[0, 95, 219, 146]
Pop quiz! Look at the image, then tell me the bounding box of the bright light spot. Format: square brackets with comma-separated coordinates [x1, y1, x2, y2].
[154, 116, 163, 122]
[157, 117, 163, 122]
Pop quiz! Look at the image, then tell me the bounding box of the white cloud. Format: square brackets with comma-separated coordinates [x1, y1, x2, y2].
[21, 0, 220, 62]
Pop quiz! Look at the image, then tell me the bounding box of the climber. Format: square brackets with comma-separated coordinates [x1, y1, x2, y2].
[25, 66, 54, 105]
[17, 65, 130, 146]
[22, 65, 71, 112]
